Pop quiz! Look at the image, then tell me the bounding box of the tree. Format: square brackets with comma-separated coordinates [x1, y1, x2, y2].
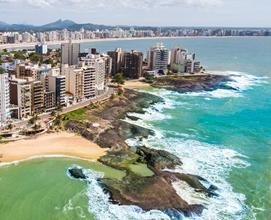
[28, 52, 42, 63]
[144, 72, 155, 83]
[54, 114, 62, 127]
[6, 123, 13, 131]
[0, 67, 5, 75]
[112, 73, 125, 85]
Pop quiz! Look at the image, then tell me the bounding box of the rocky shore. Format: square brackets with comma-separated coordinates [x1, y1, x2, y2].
[65, 88, 219, 217]
[152, 74, 230, 93]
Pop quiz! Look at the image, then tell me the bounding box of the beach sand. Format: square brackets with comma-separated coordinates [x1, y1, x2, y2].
[123, 79, 151, 89]
[0, 132, 107, 163]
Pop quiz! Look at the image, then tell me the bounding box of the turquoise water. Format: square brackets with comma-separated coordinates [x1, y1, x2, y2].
[1, 37, 270, 219]
[120, 37, 271, 220]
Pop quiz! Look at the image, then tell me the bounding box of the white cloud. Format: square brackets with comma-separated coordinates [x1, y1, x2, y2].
[0, 0, 223, 8]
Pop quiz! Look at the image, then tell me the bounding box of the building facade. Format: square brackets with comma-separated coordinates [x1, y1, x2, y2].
[0, 71, 10, 127]
[121, 51, 143, 79]
[147, 43, 169, 75]
[61, 41, 80, 66]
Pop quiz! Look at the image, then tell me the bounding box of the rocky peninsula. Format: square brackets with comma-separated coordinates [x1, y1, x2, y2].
[65, 88, 219, 217]
[152, 74, 230, 93]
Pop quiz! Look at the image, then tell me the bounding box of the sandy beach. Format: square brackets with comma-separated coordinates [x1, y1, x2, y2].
[123, 79, 151, 89]
[0, 132, 107, 163]
[1, 36, 265, 50]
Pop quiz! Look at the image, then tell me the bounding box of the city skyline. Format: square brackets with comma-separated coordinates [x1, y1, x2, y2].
[0, 0, 271, 27]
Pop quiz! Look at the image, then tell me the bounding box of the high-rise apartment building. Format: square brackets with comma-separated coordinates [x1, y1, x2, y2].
[82, 67, 96, 99]
[61, 41, 80, 65]
[108, 48, 124, 76]
[9, 77, 32, 119]
[64, 67, 84, 101]
[31, 81, 44, 114]
[82, 54, 106, 96]
[122, 51, 143, 79]
[0, 70, 10, 127]
[147, 43, 169, 74]
[48, 75, 66, 107]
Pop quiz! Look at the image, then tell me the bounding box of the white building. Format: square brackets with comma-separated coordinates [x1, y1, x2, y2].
[0, 70, 10, 127]
[81, 54, 106, 95]
[147, 43, 169, 74]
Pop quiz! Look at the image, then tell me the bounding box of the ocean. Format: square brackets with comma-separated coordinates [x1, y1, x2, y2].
[0, 37, 270, 220]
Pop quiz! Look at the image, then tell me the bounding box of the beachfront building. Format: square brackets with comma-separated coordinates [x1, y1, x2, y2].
[170, 47, 201, 74]
[82, 67, 96, 99]
[0, 70, 11, 127]
[147, 43, 169, 75]
[108, 48, 124, 76]
[9, 77, 32, 119]
[121, 50, 143, 79]
[31, 80, 44, 115]
[48, 75, 66, 107]
[61, 41, 80, 66]
[81, 54, 107, 96]
[64, 66, 84, 102]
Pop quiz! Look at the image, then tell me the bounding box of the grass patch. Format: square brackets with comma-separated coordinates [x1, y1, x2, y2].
[63, 108, 88, 121]
[128, 163, 154, 177]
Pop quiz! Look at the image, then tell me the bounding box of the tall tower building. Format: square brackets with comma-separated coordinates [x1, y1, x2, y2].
[107, 48, 124, 76]
[147, 43, 169, 75]
[0, 70, 10, 127]
[122, 51, 143, 79]
[61, 41, 80, 66]
[9, 77, 32, 119]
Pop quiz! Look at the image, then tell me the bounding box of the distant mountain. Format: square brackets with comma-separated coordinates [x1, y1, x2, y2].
[0, 19, 115, 32]
[40, 19, 77, 30]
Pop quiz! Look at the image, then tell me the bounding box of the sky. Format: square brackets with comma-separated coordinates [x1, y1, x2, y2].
[0, 0, 270, 27]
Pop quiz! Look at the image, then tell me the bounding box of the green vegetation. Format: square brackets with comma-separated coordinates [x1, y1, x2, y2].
[63, 108, 88, 121]
[11, 50, 27, 60]
[112, 73, 125, 85]
[28, 52, 42, 63]
[99, 150, 154, 177]
[144, 72, 155, 83]
[0, 67, 5, 74]
[128, 163, 154, 177]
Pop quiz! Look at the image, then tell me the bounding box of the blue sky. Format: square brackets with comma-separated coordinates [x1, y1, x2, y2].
[0, 0, 270, 27]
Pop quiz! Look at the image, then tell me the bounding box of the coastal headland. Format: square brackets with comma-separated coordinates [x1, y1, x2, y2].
[0, 74, 229, 217]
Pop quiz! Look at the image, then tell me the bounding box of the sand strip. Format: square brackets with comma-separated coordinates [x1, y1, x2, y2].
[123, 79, 151, 89]
[0, 132, 107, 163]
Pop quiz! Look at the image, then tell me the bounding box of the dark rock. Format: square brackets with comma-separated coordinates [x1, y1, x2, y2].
[101, 172, 205, 217]
[119, 121, 155, 139]
[152, 74, 229, 93]
[136, 146, 183, 171]
[68, 168, 87, 180]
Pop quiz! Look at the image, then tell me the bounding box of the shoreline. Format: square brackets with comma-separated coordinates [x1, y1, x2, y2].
[0, 131, 107, 164]
[1, 36, 270, 50]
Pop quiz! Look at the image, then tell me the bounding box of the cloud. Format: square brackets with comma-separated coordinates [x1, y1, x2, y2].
[0, 0, 223, 8]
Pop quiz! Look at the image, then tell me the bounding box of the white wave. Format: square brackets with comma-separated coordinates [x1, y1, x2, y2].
[68, 166, 172, 220]
[138, 133, 250, 220]
[182, 71, 268, 99]
[122, 93, 251, 220]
